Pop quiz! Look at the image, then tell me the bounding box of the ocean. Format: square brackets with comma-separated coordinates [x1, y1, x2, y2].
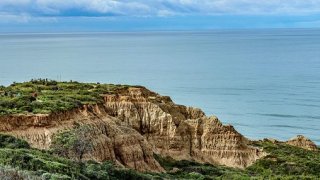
[0, 29, 319, 144]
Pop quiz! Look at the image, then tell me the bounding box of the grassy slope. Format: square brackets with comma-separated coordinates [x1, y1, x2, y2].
[247, 141, 320, 178]
[0, 79, 131, 115]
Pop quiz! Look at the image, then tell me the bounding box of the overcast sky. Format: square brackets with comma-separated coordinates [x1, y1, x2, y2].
[1, 0, 320, 32]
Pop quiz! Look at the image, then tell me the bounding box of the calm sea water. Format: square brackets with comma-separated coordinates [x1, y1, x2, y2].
[0, 29, 319, 144]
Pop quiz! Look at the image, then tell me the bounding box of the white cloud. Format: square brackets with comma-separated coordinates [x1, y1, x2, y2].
[1, 0, 320, 21]
[0, 13, 31, 23]
[0, 12, 57, 23]
[161, 0, 320, 15]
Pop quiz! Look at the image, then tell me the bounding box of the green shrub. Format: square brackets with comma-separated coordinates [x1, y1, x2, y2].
[246, 141, 320, 177]
[0, 166, 42, 180]
[41, 173, 71, 180]
[0, 134, 30, 149]
[51, 125, 94, 162]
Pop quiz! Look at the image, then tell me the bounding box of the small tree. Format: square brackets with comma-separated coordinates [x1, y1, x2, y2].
[51, 125, 93, 162]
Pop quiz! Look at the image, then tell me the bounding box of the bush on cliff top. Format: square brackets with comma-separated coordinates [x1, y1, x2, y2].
[0, 79, 131, 115]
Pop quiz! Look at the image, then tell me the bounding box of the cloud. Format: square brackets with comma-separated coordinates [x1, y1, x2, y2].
[1, 0, 320, 23]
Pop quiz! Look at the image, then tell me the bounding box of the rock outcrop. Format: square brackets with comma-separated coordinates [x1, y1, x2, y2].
[286, 135, 318, 151]
[103, 87, 264, 168]
[0, 86, 265, 172]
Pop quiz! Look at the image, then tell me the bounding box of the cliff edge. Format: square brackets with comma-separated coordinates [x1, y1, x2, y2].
[0, 85, 267, 172]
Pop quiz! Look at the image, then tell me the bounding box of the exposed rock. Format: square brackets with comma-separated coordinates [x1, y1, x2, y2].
[263, 138, 280, 144]
[286, 135, 318, 151]
[0, 105, 164, 173]
[0, 86, 265, 171]
[81, 117, 164, 172]
[103, 87, 265, 168]
[169, 167, 180, 173]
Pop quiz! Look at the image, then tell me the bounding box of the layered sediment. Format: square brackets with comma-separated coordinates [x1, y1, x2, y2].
[0, 86, 269, 172]
[103, 87, 264, 168]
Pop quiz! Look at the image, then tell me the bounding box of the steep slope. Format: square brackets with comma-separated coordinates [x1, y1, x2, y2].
[102, 87, 265, 168]
[0, 85, 264, 171]
[0, 105, 164, 173]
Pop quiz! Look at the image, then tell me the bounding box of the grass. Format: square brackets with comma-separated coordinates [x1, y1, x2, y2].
[247, 140, 320, 178]
[0, 79, 131, 115]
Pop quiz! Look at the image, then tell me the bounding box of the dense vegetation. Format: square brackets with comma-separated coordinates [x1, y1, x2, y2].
[0, 79, 130, 115]
[153, 154, 249, 179]
[247, 140, 320, 179]
[0, 134, 319, 179]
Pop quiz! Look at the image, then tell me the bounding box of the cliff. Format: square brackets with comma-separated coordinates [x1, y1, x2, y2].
[286, 135, 318, 151]
[102, 87, 265, 168]
[1, 86, 265, 172]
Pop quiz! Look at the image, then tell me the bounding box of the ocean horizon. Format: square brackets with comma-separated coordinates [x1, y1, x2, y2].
[1, 28, 319, 144]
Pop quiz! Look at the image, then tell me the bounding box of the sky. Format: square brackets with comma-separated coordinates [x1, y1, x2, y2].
[1, 0, 320, 32]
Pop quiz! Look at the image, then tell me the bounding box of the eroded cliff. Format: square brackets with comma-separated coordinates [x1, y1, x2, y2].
[102, 87, 265, 168]
[286, 135, 318, 151]
[0, 86, 265, 172]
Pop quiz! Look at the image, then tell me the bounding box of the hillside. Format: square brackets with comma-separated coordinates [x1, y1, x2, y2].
[0, 80, 319, 179]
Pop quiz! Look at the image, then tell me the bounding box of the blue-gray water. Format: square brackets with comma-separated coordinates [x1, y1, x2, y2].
[0, 29, 319, 144]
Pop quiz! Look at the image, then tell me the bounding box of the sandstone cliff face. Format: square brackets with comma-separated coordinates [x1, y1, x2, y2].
[103, 87, 264, 168]
[79, 116, 164, 172]
[0, 86, 265, 171]
[286, 135, 318, 151]
[0, 105, 164, 173]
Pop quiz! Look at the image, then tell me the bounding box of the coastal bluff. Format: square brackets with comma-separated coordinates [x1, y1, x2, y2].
[0, 83, 316, 173]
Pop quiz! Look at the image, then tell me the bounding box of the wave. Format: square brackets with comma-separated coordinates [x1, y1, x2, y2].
[251, 113, 320, 120]
[293, 103, 320, 108]
[267, 125, 320, 131]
